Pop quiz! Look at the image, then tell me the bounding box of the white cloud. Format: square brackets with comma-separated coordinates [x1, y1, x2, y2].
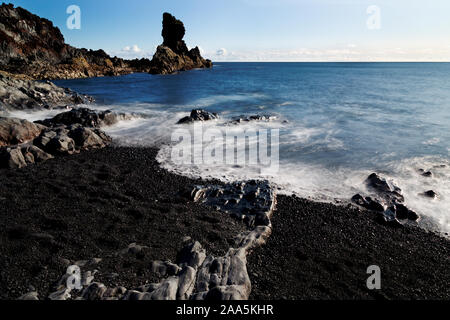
[123, 44, 142, 53]
[216, 48, 227, 56]
[108, 45, 153, 60]
[201, 45, 450, 62]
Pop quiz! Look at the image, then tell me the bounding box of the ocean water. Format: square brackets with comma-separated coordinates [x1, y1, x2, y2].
[14, 63, 450, 233]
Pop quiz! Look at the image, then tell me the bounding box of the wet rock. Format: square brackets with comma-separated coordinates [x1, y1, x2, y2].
[366, 173, 404, 203]
[228, 115, 277, 125]
[36, 108, 131, 128]
[0, 117, 45, 146]
[351, 194, 384, 212]
[394, 203, 419, 221]
[177, 109, 219, 124]
[421, 171, 433, 177]
[422, 190, 437, 199]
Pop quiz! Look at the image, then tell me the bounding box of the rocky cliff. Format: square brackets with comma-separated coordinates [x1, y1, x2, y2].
[0, 3, 151, 79]
[149, 13, 212, 75]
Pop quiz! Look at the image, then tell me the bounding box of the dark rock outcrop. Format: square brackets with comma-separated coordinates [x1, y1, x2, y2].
[0, 72, 91, 111]
[36, 108, 132, 128]
[0, 4, 151, 79]
[177, 109, 219, 124]
[352, 173, 420, 223]
[0, 108, 115, 169]
[366, 173, 404, 203]
[149, 13, 212, 75]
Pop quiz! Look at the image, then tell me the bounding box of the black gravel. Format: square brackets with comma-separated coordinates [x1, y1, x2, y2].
[0, 146, 246, 300]
[247, 195, 450, 300]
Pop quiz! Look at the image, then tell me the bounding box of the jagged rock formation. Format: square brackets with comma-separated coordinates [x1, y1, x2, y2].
[0, 3, 151, 79]
[351, 173, 420, 227]
[0, 108, 131, 169]
[149, 13, 212, 75]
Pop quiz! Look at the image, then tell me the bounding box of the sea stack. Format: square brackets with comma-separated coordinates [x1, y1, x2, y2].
[149, 13, 212, 75]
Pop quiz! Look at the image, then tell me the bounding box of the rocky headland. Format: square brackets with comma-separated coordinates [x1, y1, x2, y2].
[0, 4, 211, 80]
[0, 4, 152, 80]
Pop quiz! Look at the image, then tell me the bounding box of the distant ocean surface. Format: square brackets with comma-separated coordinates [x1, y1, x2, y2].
[13, 62, 450, 232]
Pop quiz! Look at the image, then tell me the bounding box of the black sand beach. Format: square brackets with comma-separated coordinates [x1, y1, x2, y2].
[248, 195, 450, 300]
[0, 147, 246, 299]
[0, 146, 448, 300]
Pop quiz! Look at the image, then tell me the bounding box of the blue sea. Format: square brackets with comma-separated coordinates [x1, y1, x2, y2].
[13, 62, 450, 232]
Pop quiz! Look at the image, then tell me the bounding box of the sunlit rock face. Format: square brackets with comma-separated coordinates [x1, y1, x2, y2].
[149, 12, 212, 75]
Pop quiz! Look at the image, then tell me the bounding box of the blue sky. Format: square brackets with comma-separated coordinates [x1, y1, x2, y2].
[6, 0, 450, 61]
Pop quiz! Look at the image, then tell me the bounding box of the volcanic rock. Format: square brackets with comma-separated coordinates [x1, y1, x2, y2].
[36, 108, 131, 128]
[0, 4, 151, 80]
[0, 72, 92, 112]
[177, 109, 219, 124]
[149, 13, 212, 75]
[0, 117, 45, 146]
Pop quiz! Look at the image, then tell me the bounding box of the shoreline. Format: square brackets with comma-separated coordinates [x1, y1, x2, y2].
[0, 144, 448, 300]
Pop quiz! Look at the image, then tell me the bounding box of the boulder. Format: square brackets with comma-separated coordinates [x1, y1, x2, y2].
[21, 145, 53, 163]
[0, 146, 27, 168]
[0, 117, 45, 146]
[33, 127, 76, 155]
[67, 125, 111, 150]
[422, 190, 437, 199]
[351, 194, 385, 212]
[177, 109, 219, 124]
[366, 173, 404, 203]
[394, 203, 419, 221]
